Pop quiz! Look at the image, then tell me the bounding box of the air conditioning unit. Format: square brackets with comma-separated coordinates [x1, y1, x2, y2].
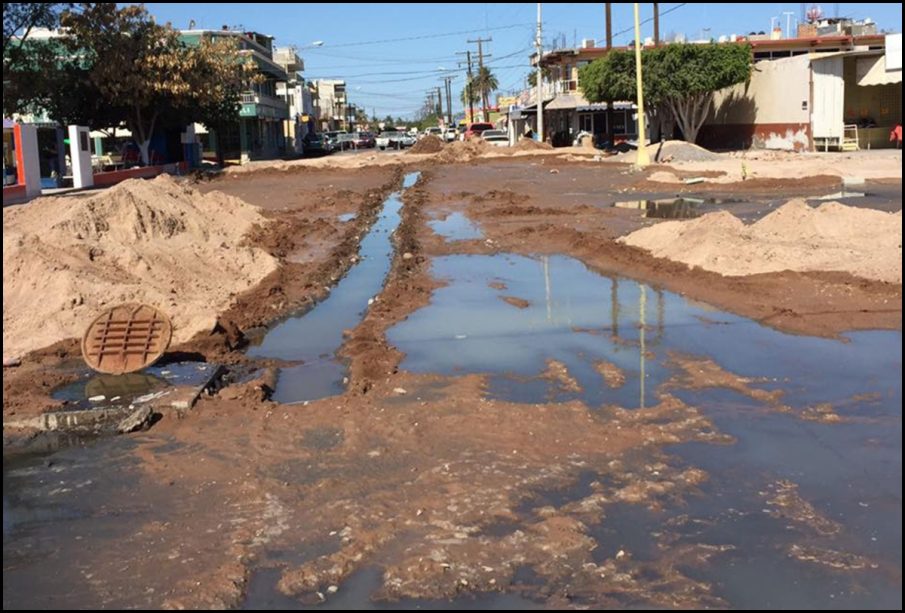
[581, 38, 595, 48]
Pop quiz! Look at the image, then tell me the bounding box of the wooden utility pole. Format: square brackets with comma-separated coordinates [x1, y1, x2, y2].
[467, 36, 492, 122]
[653, 2, 660, 45]
[436, 86, 444, 124]
[457, 50, 475, 123]
[442, 75, 455, 126]
[605, 3, 612, 49]
[605, 3, 613, 145]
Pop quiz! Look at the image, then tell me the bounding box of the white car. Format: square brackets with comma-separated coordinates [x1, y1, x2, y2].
[481, 129, 510, 147]
[376, 131, 403, 150]
[400, 133, 417, 148]
[424, 127, 443, 139]
[443, 127, 458, 143]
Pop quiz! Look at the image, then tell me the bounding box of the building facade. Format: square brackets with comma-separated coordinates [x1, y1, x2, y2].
[181, 28, 290, 164]
[314, 80, 347, 132]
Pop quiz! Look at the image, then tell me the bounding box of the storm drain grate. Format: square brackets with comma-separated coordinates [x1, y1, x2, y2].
[81, 304, 173, 374]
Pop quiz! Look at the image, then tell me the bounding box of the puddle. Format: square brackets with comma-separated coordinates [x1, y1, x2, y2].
[428, 211, 483, 240]
[338, 212, 357, 222]
[814, 191, 868, 200]
[613, 197, 741, 219]
[388, 253, 901, 412]
[242, 565, 544, 610]
[247, 172, 419, 403]
[50, 362, 218, 410]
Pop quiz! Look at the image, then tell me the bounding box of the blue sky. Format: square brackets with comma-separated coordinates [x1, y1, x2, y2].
[139, 3, 903, 119]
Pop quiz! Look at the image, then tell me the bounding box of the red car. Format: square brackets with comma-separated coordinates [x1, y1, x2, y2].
[464, 122, 494, 140]
[354, 131, 376, 148]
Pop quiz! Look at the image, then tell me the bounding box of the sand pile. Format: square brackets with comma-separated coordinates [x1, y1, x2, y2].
[514, 137, 553, 151]
[619, 199, 902, 283]
[408, 135, 444, 154]
[437, 139, 490, 163]
[3, 175, 279, 358]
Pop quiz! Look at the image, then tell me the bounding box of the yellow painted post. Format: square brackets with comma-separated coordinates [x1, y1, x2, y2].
[633, 3, 650, 167]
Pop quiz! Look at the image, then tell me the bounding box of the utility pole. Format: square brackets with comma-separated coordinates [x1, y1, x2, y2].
[441, 75, 455, 126]
[632, 3, 649, 167]
[605, 3, 613, 145]
[653, 2, 660, 46]
[436, 86, 444, 125]
[535, 2, 544, 143]
[467, 35, 492, 122]
[456, 50, 475, 124]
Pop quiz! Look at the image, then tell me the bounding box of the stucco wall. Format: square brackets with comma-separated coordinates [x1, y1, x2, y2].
[702, 54, 812, 150]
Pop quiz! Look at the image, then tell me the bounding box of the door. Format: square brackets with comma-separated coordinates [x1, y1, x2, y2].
[811, 56, 844, 141]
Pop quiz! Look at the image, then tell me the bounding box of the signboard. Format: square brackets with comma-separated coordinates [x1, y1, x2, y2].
[886, 33, 902, 71]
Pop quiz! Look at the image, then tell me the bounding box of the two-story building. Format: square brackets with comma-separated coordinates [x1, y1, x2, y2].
[181, 28, 290, 164]
[274, 46, 314, 155]
[314, 80, 347, 132]
[517, 23, 900, 151]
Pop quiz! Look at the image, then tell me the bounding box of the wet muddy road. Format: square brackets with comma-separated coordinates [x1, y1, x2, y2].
[3, 159, 901, 609]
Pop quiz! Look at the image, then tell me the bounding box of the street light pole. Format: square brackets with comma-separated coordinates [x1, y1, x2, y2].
[632, 3, 649, 167]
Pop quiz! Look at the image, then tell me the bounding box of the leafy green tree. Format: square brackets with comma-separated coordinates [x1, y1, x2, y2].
[580, 43, 752, 144]
[526, 65, 552, 88]
[3, 3, 72, 117]
[59, 4, 256, 165]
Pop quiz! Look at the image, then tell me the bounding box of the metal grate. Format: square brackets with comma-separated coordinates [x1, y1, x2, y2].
[81, 304, 173, 375]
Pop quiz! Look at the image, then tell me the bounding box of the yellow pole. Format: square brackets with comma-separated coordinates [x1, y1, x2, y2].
[633, 3, 650, 167]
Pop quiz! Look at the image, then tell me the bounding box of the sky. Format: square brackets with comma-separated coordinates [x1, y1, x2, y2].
[138, 3, 903, 119]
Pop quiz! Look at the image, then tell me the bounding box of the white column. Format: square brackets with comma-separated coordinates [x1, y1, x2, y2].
[16, 124, 42, 198]
[68, 125, 94, 189]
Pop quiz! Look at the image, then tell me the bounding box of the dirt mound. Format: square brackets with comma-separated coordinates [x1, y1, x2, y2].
[3, 175, 279, 358]
[619, 199, 902, 283]
[436, 139, 490, 163]
[647, 170, 682, 183]
[408, 135, 444, 154]
[514, 137, 553, 151]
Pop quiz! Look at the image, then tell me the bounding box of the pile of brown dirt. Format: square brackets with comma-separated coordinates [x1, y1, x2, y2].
[619, 199, 902, 283]
[514, 137, 553, 151]
[436, 139, 490, 163]
[3, 175, 279, 358]
[408, 135, 444, 154]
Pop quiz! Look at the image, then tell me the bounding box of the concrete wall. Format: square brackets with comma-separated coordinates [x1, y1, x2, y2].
[700, 55, 811, 150]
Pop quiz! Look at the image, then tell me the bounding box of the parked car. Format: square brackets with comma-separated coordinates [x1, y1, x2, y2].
[442, 127, 458, 143]
[464, 122, 495, 140]
[302, 133, 331, 156]
[480, 129, 510, 147]
[456, 124, 467, 140]
[354, 131, 376, 148]
[400, 132, 417, 148]
[323, 130, 348, 151]
[424, 127, 443, 139]
[376, 131, 404, 150]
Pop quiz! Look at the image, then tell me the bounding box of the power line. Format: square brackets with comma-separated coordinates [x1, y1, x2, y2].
[612, 3, 687, 39]
[298, 23, 532, 50]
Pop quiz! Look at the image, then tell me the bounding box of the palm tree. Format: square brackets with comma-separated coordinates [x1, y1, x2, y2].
[471, 66, 498, 122]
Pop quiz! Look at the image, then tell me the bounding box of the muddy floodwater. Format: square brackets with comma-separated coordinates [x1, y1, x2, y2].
[246, 172, 420, 403]
[3, 181, 901, 609]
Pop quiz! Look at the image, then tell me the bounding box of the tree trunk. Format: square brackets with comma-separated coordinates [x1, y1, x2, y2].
[666, 93, 714, 145]
[481, 89, 489, 123]
[133, 107, 159, 166]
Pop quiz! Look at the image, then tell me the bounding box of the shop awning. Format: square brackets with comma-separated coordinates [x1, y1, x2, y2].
[546, 93, 588, 110]
[857, 55, 902, 86]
